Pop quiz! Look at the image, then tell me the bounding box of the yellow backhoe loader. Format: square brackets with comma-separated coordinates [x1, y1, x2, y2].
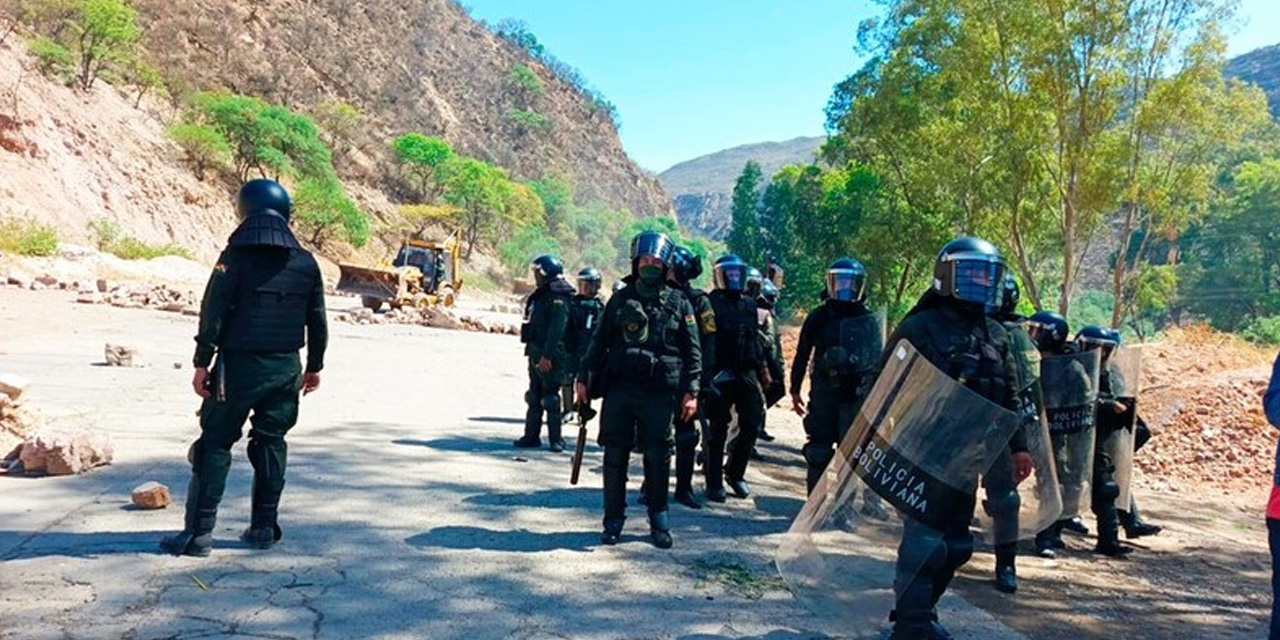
[336, 231, 463, 311]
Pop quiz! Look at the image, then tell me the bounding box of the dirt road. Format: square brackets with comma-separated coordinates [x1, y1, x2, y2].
[0, 286, 1271, 639]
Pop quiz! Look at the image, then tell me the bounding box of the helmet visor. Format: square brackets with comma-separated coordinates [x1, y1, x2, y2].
[577, 278, 600, 297]
[826, 269, 866, 302]
[714, 264, 748, 292]
[949, 255, 1005, 308]
[631, 233, 674, 265]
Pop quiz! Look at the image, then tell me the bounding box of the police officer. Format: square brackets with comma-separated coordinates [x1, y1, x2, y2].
[1077, 325, 1132, 557]
[746, 266, 764, 301]
[704, 255, 770, 501]
[756, 280, 785, 444]
[790, 258, 879, 493]
[1026, 310, 1076, 557]
[985, 274, 1041, 593]
[667, 246, 716, 509]
[161, 179, 328, 557]
[562, 267, 605, 422]
[516, 255, 576, 452]
[574, 232, 701, 548]
[881, 237, 1031, 640]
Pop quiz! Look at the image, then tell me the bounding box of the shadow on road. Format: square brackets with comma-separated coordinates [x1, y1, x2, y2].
[406, 525, 598, 553]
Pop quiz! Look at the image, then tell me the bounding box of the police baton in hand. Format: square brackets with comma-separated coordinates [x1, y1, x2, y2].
[570, 402, 598, 485]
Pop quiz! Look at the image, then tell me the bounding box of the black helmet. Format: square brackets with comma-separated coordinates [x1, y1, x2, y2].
[576, 266, 602, 297]
[670, 246, 703, 284]
[236, 179, 292, 221]
[826, 257, 867, 303]
[1076, 325, 1118, 353]
[530, 254, 564, 287]
[759, 280, 780, 309]
[997, 273, 1020, 317]
[1104, 327, 1123, 345]
[1026, 310, 1069, 352]
[713, 254, 750, 292]
[746, 267, 764, 298]
[933, 236, 1006, 309]
[629, 231, 675, 273]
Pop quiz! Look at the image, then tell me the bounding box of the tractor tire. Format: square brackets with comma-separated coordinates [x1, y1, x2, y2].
[441, 286, 456, 307]
[361, 296, 383, 312]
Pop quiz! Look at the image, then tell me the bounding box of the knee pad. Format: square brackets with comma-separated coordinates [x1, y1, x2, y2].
[982, 489, 1021, 519]
[899, 528, 949, 574]
[524, 390, 536, 405]
[944, 534, 975, 572]
[1094, 479, 1120, 502]
[541, 393, 561, 413]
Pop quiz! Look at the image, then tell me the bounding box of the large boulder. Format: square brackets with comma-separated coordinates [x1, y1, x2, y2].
[104, 343, 143, 367]
[18, 430, 114, 476]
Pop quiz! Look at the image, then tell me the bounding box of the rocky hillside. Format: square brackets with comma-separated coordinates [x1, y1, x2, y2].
[658, 136, 823, 239]
[1227, 41, 1280, 117]
[0, 0, 669, 265]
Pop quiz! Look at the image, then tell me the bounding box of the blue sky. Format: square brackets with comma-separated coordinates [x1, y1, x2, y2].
[463, 0, 1280, 173]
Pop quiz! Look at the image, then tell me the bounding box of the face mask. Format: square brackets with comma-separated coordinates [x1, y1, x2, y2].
[639, 265, 664, 285]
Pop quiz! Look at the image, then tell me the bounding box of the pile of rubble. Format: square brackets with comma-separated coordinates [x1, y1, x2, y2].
[0, 374, 114, 477]
[1, 271, 200, 315]
[336, 306, 520, 336]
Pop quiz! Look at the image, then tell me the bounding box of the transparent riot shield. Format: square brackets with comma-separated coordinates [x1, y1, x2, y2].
[1040, 349, 1101, 519]
[776, 340, 1023, 628]
[1104, 346, 1142, 510]
[975, 323, 1061, 544]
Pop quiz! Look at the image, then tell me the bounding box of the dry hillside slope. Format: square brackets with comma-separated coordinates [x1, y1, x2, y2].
[135, 0, 670, 217]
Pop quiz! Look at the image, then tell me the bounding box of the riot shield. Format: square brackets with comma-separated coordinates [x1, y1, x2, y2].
[1104, 346, 1142, 509]
[1040, 349, 1101, 518]
[975, 322, 1061, 544]
[776, 340, 1022, 628]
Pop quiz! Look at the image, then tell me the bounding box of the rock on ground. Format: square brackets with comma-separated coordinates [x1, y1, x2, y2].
[130, 481, 171, 509]
[104, 343, 143, 367]
[17, 430, 114, 476]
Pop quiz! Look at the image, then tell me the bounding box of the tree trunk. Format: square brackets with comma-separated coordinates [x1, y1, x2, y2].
[1110, 202, 1139, 329]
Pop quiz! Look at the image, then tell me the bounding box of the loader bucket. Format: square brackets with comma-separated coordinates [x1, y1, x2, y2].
[336, 264, 399, 301]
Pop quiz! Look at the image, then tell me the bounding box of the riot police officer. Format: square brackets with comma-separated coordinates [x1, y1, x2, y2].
[562, 267, 605, 422]
[574, 232, 701, 548]
[789, 258, 880, 493]
[161, 179, 328, 557]
[985, 274, 1042, 593]
[1027, 310, 1076, 557]
[667, 246, 716, 509]
[746, 266, 764, 301]
[516, 255, 576, 452]
[880, 237, 1031, 640]
[1077, 326, 1133, 557]
[704, 255, 769, 501]
[756, 280, 785, 444]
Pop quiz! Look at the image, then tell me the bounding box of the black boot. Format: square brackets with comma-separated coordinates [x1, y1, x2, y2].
[601, 446, 628, 545]
[1120, 497, 1163, 538]
[726, 476, 751, 499]
[241, 476, 283, 550]
[600, 518, 623, 545]
[513, 436, 541, 448]
[160, 473, 215, 557]
[1094, 505, 1132, 558]
[1062, 515, 1089, 536]
[994, 545, 1017, 594]
[649, 510, 673, 549]
[758, 428, 775, 442]
[1034, 524, 1062, 558]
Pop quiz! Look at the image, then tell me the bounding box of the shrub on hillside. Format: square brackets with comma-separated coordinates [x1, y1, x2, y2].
[292, 178, 370, 250]
[167, 123, 232, 180]
[0, 216, 59, 256]
[88, 217, 191, 260]
[507, 109, 551, 133]
[27, 36, 73, 81]
[1242, 315, 1280, 346]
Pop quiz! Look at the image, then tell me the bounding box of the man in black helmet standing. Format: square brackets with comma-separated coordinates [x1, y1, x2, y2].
[790, 257, 882, 494]
[575, 232, 701, 548]
[668, 246, 716, 509]
[876, 237, 1031, 640]
[161, 179, 328, 557]
[703, 255, 769, 502]
[516, 254, 576, 452]
[561, 267, 605, 424]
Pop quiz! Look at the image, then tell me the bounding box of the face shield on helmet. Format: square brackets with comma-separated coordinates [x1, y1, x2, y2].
[943, 251, 1006, 309]
[826, 263, 867, 303]
[1026, 311, 1069, 353]
[530, 254, 563, 288]
[746, 267, 764, 298]
[630, 232, 675, 268]
[1076, 326, 1118, 360]
[576, 267, 601, 297]
[759, 280, 780, 308]
[713, 257, 750, 293]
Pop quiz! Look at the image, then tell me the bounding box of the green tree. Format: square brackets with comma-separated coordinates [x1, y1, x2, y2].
[314, 100, 362, 162]
[392, 133, 454, 201]
[70, 0, 140, 91]
[167, 123, 232, 180]
[508, 63, 545, 106]
[190, 92, 334, 182]
[726, 161, 764, 266]
[292, 177, 370, 249]
[443, 157, 510, 257]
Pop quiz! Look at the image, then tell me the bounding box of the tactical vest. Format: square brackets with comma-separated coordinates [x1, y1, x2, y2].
[812, 306, 874, 392]
[221, 248, 317, 353]
[567, 295, 604, 356]
[912, 308, 1010, 406]
[711, 291, 763, 372]
[1003, 319, 1044, 424]
[607, 288, 685, 392]
[521, 281, 573, 347]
